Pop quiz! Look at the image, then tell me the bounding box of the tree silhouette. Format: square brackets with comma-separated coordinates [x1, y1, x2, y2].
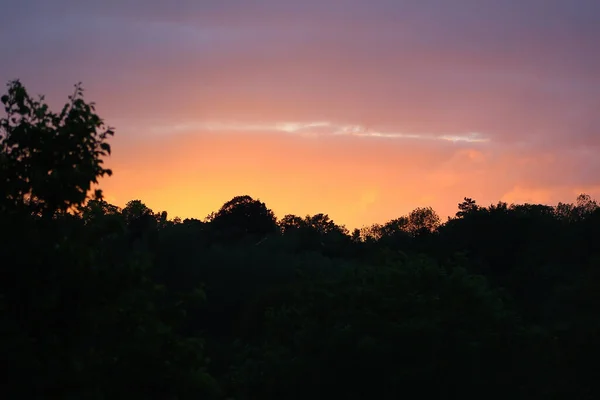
[456, 197, 478, 218]
[0, 80, 113, 217]
[278, 214, 306, 233]
[208, 195, 277, 242]
[406, 206, 440, 234]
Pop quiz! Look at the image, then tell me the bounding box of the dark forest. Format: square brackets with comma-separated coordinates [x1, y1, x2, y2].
[2, 81, 599, 399]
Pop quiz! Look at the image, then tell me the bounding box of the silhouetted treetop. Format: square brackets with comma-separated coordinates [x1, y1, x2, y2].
[208, 195, 277, 241]
[122, 200, 154, 225]
[278, 214, 306, 233]
[305, 213, 348, 236]
[456, 197, 478, 218]
[406, 206, 440, 234]
[0, 80, 113, 217]
[278, 213, 348, 236]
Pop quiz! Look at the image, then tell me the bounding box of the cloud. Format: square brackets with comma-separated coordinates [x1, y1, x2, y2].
[141, 119, 491, 144]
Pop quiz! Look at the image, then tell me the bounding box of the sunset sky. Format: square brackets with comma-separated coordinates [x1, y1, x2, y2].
[1, 0, 599, 228]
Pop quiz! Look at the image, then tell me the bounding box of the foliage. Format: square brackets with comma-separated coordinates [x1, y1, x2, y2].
[208, 195, 278, 243]
[2, 81, 600, 399]
[0, 80, 113, 217]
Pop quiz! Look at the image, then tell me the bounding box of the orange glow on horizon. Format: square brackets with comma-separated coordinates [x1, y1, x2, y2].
[98, 128, 600, 230]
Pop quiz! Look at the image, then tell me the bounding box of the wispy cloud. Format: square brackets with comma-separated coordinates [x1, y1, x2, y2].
[145, 120, 490, 143]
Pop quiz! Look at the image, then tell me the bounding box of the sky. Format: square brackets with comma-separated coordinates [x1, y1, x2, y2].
[1, 0, 599, 229]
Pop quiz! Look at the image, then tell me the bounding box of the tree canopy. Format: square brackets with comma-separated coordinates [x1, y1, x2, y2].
[0, 80, 113, 217]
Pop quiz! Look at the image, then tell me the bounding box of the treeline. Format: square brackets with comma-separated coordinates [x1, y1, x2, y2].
[2, 80, 599, 399]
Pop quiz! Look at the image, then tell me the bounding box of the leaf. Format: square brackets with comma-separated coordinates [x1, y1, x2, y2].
[100, 142, 111, 155]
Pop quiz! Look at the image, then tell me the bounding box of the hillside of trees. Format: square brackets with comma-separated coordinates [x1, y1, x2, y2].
[2, 80, 599, 399]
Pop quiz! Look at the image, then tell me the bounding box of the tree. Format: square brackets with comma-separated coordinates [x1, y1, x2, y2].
[554, 194, 598, 222]
[359, 224, 383, 242]
[456, 197, 478, 218]
[122, 199, 154, 225]
[79, 199, 125, 245]
[122, 200, 158, 246]
[555, 201, 575, 222]
[407, 206, 440, 234]
[379, 217, 410, 237]
[208, 195, 278, 242]
[575, 193, 598, 219]
[80, 199, 121, 222]
[278, 214, 306, 233]
[0, 80, 113, 217]
[305, 213, 348, 236]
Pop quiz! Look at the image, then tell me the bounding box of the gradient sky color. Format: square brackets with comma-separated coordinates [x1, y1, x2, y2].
[2, 0, 599, 228]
